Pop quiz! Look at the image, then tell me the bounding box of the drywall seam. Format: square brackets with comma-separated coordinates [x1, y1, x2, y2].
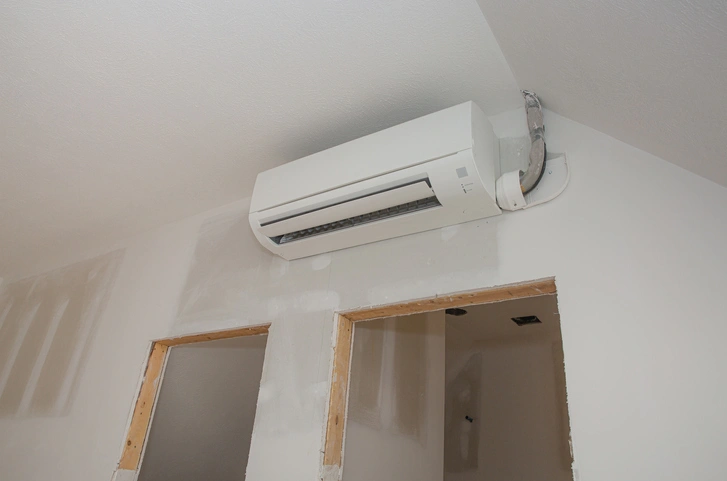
[17, 298, 70, 415]
[53, 259, 118, 415]
[0, 302, 40, 397]
[0, 300, 13, 332]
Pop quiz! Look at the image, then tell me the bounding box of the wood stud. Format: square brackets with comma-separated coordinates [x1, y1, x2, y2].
[116, 324, 270, 471]
[116, 279, 558, 477]
[321, 278, 557, 473]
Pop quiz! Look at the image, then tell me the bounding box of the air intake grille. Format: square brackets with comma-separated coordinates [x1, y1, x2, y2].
[271, 196, 441, 245]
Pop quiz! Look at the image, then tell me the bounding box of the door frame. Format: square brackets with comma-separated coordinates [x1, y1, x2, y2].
[321, 277, 558, 475]
[114, 323, 270, 477]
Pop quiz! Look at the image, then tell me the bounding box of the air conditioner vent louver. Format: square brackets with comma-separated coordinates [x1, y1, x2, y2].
[249, 101, 502, 259]
[272, 196, 441, 245]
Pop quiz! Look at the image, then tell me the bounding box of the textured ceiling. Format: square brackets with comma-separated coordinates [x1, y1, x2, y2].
[476, 0, 727, 187]
[0, 0, 521, 277]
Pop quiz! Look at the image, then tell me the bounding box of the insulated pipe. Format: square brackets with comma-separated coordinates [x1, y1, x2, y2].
[519, 90, 546, 194]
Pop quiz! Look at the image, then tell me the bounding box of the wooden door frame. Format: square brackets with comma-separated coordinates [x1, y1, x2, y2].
[321, 277, 557, 475]
[115, 324, 270, 474]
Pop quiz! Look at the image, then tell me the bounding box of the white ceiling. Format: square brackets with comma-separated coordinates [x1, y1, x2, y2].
[2, 1, 726, 277]
[446, 294, 561, 345]
[0, 0, 521, 276]
[476, 0, 727, 187]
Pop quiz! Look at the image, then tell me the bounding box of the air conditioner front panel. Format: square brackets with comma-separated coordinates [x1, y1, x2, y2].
[249, 149, 500, 259]
[249, 102, 475, 212]
[257, 179, 435, 238]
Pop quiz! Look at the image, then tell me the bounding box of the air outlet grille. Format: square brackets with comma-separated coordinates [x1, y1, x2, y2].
[271, 196, 441, 245]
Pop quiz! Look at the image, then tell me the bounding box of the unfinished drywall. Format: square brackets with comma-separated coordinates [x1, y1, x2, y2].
[343, 312, 444, 481]
[1, 108, 727, 481]
[137, 335, 267, 481]
[445, 295, 571, 481]
[0, 251, 122, 418]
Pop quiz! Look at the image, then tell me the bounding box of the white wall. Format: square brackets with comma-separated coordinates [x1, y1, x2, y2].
[137, 335, 267, 481]
[444, 296, 571, 481]
[0, 108, 726, 481]
[343, 312, 445, 481]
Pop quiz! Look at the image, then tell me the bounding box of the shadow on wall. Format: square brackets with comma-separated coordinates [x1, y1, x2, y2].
[0, 250, 123, 418]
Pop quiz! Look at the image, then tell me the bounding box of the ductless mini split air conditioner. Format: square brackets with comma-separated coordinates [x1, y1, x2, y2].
[249, 102, 502, 260]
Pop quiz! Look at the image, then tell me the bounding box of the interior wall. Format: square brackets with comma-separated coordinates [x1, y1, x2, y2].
[137, 335, 267, 481]
[343, 312, 445, 481]
[0, 108, 726, 481]
[445, 296, 571, 481]
[0, 251, 122, 418]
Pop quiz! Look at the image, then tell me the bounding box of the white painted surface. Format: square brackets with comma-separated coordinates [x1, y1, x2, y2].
[476, 0, 727, 187]
[0, 252, 122, 418]
[0, 109, 726, 481]
[343, 312, 445, 481]
[137, 336, 267, 481]
[0, 0, 520, 276]
[449, 344, 570, 481]
[250, 102, 501, 260]
[445, 296, 571, 481]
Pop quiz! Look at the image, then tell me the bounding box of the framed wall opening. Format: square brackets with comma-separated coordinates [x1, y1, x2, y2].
[322, 278, 572, 481]
[114, 324, 269, 480]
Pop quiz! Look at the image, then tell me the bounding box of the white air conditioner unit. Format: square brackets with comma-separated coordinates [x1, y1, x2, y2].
[249, 101, 501, 260]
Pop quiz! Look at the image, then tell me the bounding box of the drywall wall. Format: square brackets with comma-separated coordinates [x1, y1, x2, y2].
[445, 295, 571, 481]
[447, 344, 570, 481]
[0, 107, 726, 481]
[137, 335, 267, 481]
[343, 312, 444, 481]
[0, 251, 122, 418]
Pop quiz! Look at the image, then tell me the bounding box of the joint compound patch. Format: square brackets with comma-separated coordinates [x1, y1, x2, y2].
[441, 225, 459, 241]
[321, 464, 341, 481]
[311, 254, 332, 271]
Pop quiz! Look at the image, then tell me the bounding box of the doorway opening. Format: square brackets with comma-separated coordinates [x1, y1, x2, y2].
[115, 325, 269, 481]
[323, 279, 572, 481]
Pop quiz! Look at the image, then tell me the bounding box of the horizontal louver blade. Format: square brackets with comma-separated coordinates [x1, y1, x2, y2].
[273, 196, 441, 244]
[258, 180, 436, 238]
